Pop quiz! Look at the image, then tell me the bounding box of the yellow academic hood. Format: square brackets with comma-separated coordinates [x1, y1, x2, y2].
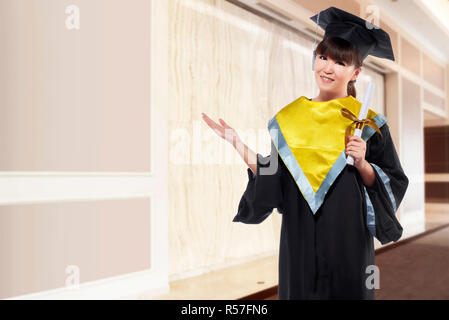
[268, 95, 386, 213]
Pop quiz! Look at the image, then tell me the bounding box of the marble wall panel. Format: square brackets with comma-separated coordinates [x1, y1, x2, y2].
[167, 0, 385, 279]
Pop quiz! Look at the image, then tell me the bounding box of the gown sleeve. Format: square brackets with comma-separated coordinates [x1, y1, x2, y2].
[363, 123, 409, 245]
[232, 142, 285, 224]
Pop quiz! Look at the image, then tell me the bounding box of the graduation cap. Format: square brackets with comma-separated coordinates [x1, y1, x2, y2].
[310, 7, 395, 63]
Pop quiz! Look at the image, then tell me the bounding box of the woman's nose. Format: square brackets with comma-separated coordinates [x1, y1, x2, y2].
[324, 62, 334, 73]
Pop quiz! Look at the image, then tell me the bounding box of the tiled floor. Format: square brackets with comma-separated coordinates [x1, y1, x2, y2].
[147, 203, 449, 300]
[263, 203, 449, 300]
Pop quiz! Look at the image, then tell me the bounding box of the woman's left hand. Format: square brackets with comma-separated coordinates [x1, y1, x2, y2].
[345, 135, 366, 170]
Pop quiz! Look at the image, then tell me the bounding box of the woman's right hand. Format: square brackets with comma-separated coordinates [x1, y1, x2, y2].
[202, 112, 257, 173]
[201, 113, 241, 148]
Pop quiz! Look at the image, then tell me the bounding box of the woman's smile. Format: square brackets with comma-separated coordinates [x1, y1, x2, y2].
[320, 75, 335, 84]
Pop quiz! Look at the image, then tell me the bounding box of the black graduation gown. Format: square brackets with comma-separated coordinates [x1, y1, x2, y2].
[232, 123, 409, 300]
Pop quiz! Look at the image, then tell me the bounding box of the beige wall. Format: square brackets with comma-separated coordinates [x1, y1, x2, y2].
[401, 77, 425, 224]
[0, 199, 151, 299]
[0, 0, 151, 172]
[0, 0, 161, 298]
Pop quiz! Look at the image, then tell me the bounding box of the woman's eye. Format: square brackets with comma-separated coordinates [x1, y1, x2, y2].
[319, 55, 326, 60]
[337, 61, 345, 66]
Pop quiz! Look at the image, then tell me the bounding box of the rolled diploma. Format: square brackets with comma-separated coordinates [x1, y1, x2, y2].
[346, 82, 375, 165]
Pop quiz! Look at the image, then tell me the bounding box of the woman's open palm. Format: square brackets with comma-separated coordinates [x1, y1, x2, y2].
[201, 113, 240, 147]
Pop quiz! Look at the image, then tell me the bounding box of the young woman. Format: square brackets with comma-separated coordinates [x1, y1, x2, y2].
[202, 7, 409, 300]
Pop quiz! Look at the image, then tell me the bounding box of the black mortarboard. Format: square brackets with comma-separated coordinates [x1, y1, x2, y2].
[310, 7, 395, 62]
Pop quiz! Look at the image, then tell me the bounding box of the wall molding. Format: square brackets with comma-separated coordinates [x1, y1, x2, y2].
[7, 268, 169, 300]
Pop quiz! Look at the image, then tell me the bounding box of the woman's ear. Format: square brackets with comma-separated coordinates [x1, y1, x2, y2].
[351, 66, 362, 81]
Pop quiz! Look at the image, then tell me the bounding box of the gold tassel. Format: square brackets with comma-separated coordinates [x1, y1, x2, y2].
[340, 108, 382, 146]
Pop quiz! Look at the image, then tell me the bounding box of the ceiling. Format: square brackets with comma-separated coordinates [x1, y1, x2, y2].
[371, 0, 449, 63]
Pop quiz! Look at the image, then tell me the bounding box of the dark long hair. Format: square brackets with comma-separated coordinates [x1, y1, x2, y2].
[313, 36, 362, 98]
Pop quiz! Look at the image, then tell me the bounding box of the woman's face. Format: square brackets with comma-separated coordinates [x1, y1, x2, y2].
[314, 54, 361, 95]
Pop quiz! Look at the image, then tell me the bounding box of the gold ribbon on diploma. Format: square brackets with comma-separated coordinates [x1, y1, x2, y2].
[340, 107, 382, 146]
